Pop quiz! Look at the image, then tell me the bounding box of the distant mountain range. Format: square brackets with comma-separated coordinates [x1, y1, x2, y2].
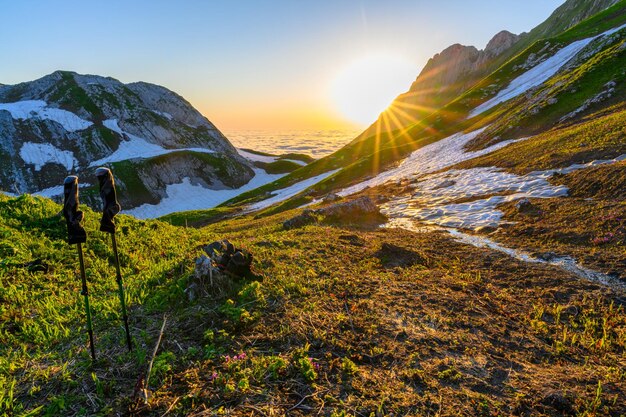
[0, 71, 254, 209]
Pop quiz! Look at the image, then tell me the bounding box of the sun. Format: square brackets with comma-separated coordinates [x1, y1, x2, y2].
[330, 53, 417, 127]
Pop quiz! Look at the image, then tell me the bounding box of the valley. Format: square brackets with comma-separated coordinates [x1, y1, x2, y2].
[1, 0, 626, 415]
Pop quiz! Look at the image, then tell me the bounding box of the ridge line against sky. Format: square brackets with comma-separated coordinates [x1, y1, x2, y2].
[0, 0, 564, 130]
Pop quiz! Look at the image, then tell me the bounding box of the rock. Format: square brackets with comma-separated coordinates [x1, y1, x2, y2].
[225, 250, 253, 277]
[204, 239, 234, 259]
[283, 210, 318, 230]
[317, 196, 384, 222]
[322, 193, 342, 203]
[515, 198, 534, 213]
[374, 243, 428, 269]
[189, 240, 259, 300]
[474, 225, 497, 234]
[540, 391, 573, 413]
[536, 252, 558, 261]
[283, 196, 385, 230]
[194, 255, 214, 280]
[432, 179, 456, 189]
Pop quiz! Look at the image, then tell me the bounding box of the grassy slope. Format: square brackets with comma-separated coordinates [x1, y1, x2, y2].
[1, 194, 625, 416]
[0, 194, 208, 415]
[456, 105, 626, 174]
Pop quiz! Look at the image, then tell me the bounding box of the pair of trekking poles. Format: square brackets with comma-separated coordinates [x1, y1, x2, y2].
[63, 167, 131, 361]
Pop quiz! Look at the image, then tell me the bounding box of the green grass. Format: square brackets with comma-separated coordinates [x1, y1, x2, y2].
[0, 194, 207, 415]
[456, 105, 626, 173]
[158, 206, 235, 227]
[253, 159, 302, 174]
[1, 190, 625, 415]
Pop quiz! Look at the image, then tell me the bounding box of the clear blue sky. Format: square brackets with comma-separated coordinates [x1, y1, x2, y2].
[0, 0, 564, 129]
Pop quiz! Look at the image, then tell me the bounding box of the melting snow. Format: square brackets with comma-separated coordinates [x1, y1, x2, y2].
[125, 169, 285, 219]
[470, 23, 626, 117]
[338, 127, 525, 197]
[238, 149, 277, 163]
[383, 154, 626, 231]
[32, 182, 92, 198]
[19, 142, 78, 171]
[90, 119, 215, 166]
[0, 100, 93, 132]
[247, 169, 341, 211]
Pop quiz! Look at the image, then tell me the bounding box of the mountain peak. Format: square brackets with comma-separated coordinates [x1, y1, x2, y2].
[485, 30, 521, 57]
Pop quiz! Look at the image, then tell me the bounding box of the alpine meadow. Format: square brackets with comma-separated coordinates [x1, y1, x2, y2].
[1, 1, 626, 416]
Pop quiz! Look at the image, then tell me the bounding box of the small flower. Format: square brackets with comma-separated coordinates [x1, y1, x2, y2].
[208, 372, 218, 381]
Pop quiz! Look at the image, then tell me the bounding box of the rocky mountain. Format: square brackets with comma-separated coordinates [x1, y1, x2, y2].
[0, 71, 254, 209]
[357, 0, 622, 140]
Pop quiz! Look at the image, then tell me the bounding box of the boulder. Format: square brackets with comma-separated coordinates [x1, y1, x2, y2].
[515, 198, 534, 213]
[322, 193, 342, 203]
[283, 210, 318, 230]
[317, 196, 384, 222]
[282, 196, 386, 230]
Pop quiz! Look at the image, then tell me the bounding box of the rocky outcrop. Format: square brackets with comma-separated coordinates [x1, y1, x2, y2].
[357, 30, 521, 139]
[0, 71, 253, 209]
[283, 196, 386, 229]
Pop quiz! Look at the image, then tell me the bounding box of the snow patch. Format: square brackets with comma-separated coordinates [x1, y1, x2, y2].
[0, 100, 93, 132]
[382, 154, 626, 231]
[32, 182, 92, 198]
[338, 127, 525, 197]
[125, 169, 285, 219]
[19, 142, 78, 171]
[248, 169, 341, 211]
[237, 149, 277, 163]
[91, 119, 215, 166]
[470, 23, 626, 117]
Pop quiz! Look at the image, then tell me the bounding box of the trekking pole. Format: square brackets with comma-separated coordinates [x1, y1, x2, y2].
[96, 167, 132, 352]
[63, 176, 96, 360]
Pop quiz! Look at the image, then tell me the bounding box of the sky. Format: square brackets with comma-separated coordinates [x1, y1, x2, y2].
[1, 0, 565, 130]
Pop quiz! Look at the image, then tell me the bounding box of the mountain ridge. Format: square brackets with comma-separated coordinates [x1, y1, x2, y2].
[0, 70, 255, 210]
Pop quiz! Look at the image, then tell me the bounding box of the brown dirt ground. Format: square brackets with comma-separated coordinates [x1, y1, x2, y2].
[130, 218, 626, 416]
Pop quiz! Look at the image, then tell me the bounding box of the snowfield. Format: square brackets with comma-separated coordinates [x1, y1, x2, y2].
[469, 23, 626, 117]
[247, 169, 341, 211]
[19, 142, 78, 171]
[0, 100, 93, 132]
[90, 119, 216, 166]
[125, 168, 285, 219]
[338, 127, 526, 197]
[383, 154, 626, 231]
